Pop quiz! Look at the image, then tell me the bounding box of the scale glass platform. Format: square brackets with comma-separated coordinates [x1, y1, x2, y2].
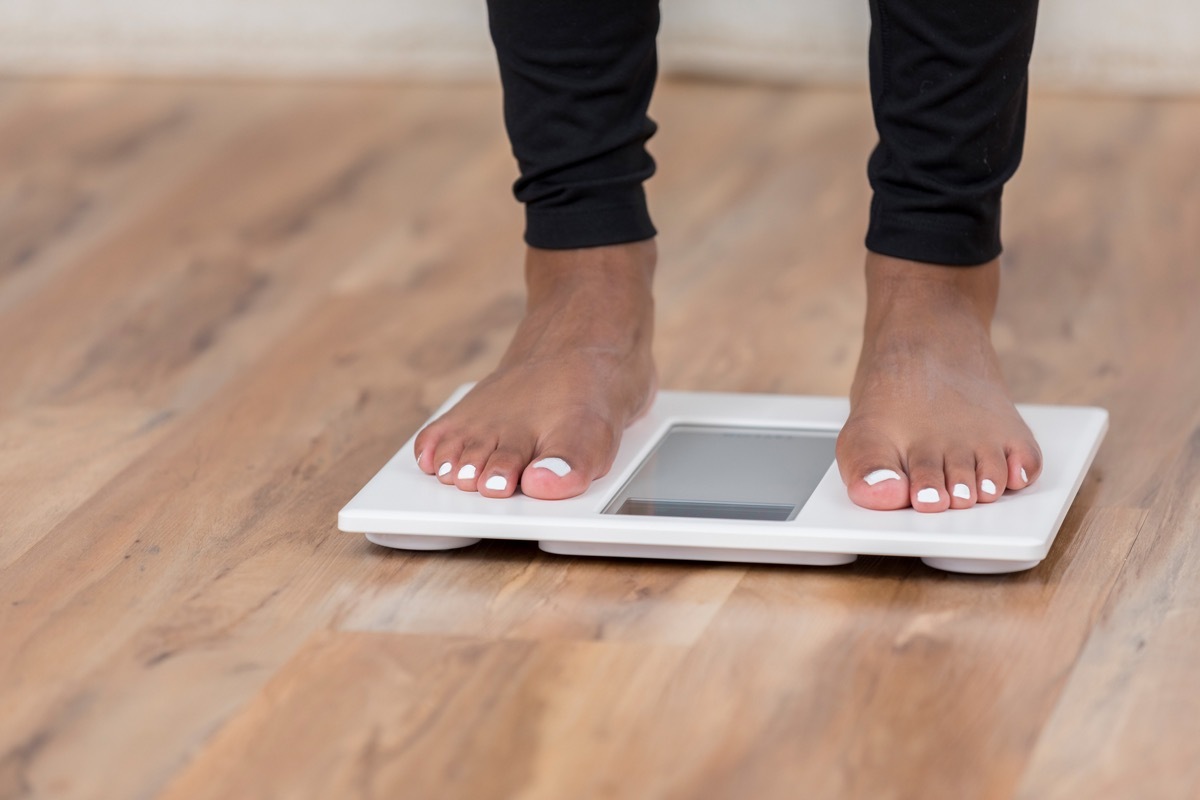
[338, 385, 1108, 574]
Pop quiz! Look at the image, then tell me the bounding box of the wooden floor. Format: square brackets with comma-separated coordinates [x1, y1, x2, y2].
[1, 76, 1198, 799]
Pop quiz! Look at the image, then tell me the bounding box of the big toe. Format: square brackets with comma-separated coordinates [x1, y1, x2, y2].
[520, 417, 617, 501]
[837, 423, 911, 510]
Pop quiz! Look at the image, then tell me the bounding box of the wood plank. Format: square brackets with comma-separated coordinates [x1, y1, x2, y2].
[602, 508, 1145, 799]
[336, 546, 745, 646]
[0, 82, 507, 566]
[1016, 428, 1200, 798]
[0, 286, 495, 799]
[158, 631, 689, 800]
[0, 81, 298, 316]
[653, 87, 873, 397]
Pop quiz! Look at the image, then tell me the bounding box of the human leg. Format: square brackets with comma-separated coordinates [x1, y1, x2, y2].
[838, 0, 1044, 512]
[414, 1, 662, 500]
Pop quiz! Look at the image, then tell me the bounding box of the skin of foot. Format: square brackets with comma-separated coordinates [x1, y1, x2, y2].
[837, 252, 1043, 513]
[414, 240, 658, 500]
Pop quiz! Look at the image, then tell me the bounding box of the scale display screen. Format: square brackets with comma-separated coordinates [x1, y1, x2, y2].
[602, 424, 838, 521]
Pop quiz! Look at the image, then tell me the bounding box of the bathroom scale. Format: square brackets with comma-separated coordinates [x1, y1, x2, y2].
[338, 385, 1108, 574]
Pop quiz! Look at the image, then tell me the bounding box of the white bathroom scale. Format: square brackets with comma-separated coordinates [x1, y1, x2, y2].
[338, 385, 1108, 574]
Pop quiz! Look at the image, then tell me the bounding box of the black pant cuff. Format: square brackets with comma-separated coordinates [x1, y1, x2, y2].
[524, 199, 656, 250]
[866, 210, 1002, 267]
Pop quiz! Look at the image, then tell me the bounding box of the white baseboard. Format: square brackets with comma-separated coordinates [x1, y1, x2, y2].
[0, 1, 1196, 94]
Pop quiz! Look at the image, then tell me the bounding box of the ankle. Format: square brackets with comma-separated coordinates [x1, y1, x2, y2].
[864, 251, 999, 328]
[525, 241, 656, 303]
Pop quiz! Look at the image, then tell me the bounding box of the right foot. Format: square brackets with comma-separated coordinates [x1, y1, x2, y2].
[413, 240, 658, 500]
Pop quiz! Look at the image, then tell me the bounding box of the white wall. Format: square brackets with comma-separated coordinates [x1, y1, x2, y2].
[1, 0, 1197, 94]
[0, 2, 492, 78]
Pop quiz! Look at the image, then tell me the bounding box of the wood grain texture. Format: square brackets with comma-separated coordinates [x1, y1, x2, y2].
[1, 77, 1198, 799]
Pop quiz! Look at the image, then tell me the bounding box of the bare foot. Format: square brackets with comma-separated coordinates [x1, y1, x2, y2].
[837, 252, 1043, 512]
[414, 240, 657, 500]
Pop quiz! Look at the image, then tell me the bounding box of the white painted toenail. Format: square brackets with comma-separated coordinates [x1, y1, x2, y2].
[532, 457, 571, 478]
[438, 462, 452, 477]
[1020, 467, 1028, 483]
[485, 475, 507, 491]
[981, 479, 997, 495]
[457, 464, 476, 480]
[953, 483, 971, 500]
[916, 488, 940, 504]
[864, 469, 902, 486]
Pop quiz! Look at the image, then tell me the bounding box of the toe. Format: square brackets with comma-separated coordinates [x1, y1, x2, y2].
[454, 439, 497, 492]
[521, 416, 616, 500]
[848, 465, 911, 511]
[1006, 439, 1044, 491]
[908, 450, 950, 513]
[975, 447, 1008, 503]
[836, 424, 910, 510]
[432, 438, 465, 486]
[522, 454, 591, 499]
[480, 446, 530, 499]
[413, 422, 446, 474]
[945, 450, 978, 509]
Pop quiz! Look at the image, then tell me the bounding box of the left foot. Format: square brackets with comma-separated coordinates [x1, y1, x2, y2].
[837, 252, 1043, 512]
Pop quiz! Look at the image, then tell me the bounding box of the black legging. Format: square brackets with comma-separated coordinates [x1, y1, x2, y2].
[486, 0, 1039, 267]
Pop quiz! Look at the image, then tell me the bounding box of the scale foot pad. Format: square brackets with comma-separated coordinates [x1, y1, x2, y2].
[364, 533, 480, 551]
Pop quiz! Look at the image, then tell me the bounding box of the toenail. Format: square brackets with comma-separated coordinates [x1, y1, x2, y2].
[953, 483, 971, 500]
[438, 462, 452, 477]
[916, 487, 940, 504]
[485, 475, 507, 491]
[416, 451, 423, 465]
[532, 457, 571, 477]
[981, 479, 997, 495]
[457, 464, 476, 480]
[1020, 467, 1028, 483]
[864, 469, 902, 486]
